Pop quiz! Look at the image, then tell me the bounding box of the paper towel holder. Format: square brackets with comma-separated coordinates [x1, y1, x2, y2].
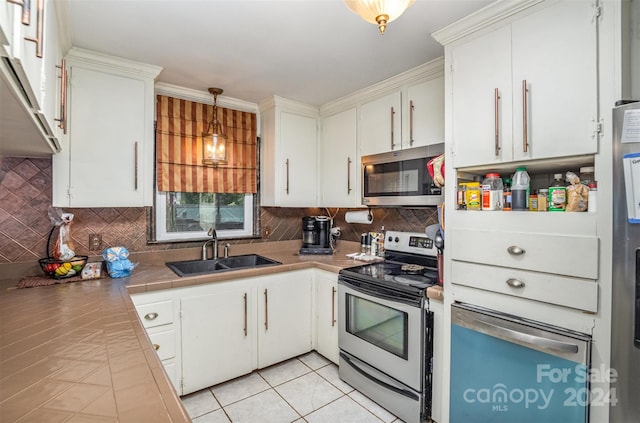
[345, 210, 373, 224]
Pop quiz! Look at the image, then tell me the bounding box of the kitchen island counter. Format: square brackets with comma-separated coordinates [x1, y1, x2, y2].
[0, 240, 443, 422]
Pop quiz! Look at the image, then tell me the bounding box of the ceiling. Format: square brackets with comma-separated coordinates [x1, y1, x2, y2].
[64, 0, 492, 107]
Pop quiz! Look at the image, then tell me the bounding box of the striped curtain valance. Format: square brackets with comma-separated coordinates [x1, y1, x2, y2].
[156, 95, 257, 193]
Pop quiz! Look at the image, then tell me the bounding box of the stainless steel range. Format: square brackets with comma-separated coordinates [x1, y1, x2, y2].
[338, 230, 437, 423]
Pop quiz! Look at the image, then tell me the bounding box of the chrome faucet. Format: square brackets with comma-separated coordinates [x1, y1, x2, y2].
[201, 228, 218, 260]
[224, 243, 230, 258]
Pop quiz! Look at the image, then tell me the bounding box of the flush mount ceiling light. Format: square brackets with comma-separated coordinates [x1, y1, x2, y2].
[202, 87, 227, 167]
[344, 0, 415, 35]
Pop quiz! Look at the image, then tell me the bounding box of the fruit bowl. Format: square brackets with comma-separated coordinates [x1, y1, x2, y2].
[38, 256, 89, 279]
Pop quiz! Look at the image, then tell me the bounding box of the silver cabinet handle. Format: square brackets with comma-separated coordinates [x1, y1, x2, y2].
[390, 106, 396, 150]
[243, 292, 248, 336]
[144, 312, 158, 321]
[134, 142, 139, 190]
[285, 159, 290, 194]
[153, 344, 160, 351]
[347, 157, 352, 194]
[54, 59, 67, 134]
[494, 88, 501, 156]
[522, 80, 529, 153]
[507, 245, 526, 255]
[331, 287, 337, 327]
[506, 278, 525, 288]
[264, 288, 269, 330]
[8, 0, 31, 26]
[409, 100, 414, 146]
[24, 0, 43, 58]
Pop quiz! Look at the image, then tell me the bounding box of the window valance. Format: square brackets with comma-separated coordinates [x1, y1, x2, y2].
[156, 95, 257, 193]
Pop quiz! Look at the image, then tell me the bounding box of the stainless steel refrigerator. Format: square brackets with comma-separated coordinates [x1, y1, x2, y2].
[611, 100, 640, 422]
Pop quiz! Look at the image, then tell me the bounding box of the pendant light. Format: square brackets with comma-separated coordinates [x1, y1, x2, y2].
[343, 0, 415, 35]
[202, 87, 227, 166]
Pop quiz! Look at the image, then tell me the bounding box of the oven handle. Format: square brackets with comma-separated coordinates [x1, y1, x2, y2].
[339, 277, 419, 306]
[340, 352, 419, 401]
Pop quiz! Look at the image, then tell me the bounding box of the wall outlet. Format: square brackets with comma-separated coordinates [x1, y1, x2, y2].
[262, 226, 271, 239]
[89, 233, 102, 251]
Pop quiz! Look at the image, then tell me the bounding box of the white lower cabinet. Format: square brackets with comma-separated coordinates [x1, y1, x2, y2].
[314, 270, 339, 364]
[130, 292, 182, 394]
[181, 280, 257, 394]
[133, 268, 339, 397]
[257, 271, 313, 368]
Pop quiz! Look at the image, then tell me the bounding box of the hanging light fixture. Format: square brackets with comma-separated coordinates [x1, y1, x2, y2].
[343, 0, 415, 35]
[202, 87, 227, 166]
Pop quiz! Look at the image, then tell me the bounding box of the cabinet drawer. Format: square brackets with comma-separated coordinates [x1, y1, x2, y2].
[450, 261, 597, 312]
[449, 228, 598, 279]
[149, 329, 176, 361]
[135, 300, 173, 328]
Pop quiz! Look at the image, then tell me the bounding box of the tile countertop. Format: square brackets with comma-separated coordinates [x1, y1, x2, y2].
[0, 240, 443, 422]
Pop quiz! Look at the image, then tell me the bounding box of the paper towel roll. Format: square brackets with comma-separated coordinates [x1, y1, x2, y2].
[345, 211, 373, 224]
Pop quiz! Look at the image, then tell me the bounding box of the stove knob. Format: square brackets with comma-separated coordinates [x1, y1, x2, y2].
[394, 237, 400, 243]
[388, 236, 393, 242]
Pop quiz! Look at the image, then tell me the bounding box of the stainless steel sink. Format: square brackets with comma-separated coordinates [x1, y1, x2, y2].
[166, 254, 281, 277]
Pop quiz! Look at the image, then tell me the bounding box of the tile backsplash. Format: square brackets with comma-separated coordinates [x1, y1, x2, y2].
[0, 157, 438, 263]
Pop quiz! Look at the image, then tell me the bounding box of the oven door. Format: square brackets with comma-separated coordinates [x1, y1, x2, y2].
[338, 278, 424, 390]
[361, 145, 443, 207]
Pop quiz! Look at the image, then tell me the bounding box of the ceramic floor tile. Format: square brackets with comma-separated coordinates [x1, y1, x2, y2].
[275, 372, 343, 416]
[181, 388, 221, 418]
[192, 408, 231, 423]
[224, 389, 299, 423]
[259, 358, 312, 387]
[297, 352, 331, 370]
[315, 364, 354, 394]
[348, 390, 397, 422]
[211, 372, 271, 407]
[305, 395, 382, 423]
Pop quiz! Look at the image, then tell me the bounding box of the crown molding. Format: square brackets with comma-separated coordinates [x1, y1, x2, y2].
[258, 95, 320, 117]
[66, 47, 162, 79]
[155, 82, 259, 113]
[431, 0, 545, 46]
[319, 56, 444, 117]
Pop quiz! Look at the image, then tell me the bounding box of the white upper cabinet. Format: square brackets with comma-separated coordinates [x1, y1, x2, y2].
[52, 48, 161, 207]
[442, 0, 599, 168]
[403, 77, 444, 150]
[359, 59, 445, 156]
[360, 91, 402, 156]
[260, 96, 319, 207]
[0, 0, 63, 155]
[320, 107, 359, 207]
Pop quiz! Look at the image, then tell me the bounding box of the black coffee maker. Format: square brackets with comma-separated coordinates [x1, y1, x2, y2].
[299, 216, 333, 255]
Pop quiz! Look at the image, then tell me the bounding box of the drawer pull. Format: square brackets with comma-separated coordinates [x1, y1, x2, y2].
[144, 312, 159, 321]
[153, 343, 160, 351]
[507, 246, 526, 255]
[506, 278, 525, 288]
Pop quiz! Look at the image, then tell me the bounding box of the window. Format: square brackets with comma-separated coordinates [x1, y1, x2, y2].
[154, 95, 258, 242]
[155, 192, 254, 241]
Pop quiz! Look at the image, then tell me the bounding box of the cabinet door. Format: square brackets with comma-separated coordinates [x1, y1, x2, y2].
[451, 26, 512, 168]
[315, 272, 339, 364]
[279, 111, 318, 206]
[66, 66, 145, 206]
[320, 108, 358, 207]
[257, 272, 313, 368]
[181, 283, 256, 395]
[511, 1, 598, 161]
[360, 91, 402, 156]
[404, 77, 444, 149]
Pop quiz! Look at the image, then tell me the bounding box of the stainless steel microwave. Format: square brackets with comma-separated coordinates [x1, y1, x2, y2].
[361, 144, 444, 207]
